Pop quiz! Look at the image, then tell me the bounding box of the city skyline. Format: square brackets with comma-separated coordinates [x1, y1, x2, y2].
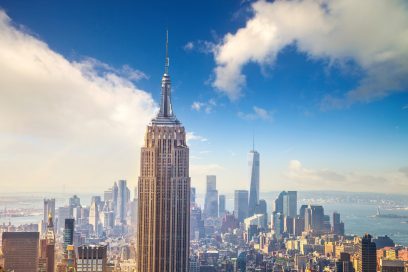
[0, 1, 407, 195]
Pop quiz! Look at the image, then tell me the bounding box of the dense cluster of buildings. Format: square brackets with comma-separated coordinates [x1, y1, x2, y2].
[0, 181, 137, 272]
[189, 185, 408, 272]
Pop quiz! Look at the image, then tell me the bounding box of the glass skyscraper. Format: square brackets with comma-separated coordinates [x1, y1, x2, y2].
[248, 148, 260, 217]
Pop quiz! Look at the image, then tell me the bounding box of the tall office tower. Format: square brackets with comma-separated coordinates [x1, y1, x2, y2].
[43, 198, 55, 233]
[323, 214, 332, 232]
[274, 191, 286, 214]
[299, 204, 308, 218]
[304, 205, 325, 234]
[45, 215, 55, 272]
[113, 182, 118, 216]
[234, 190, 249, 222]
[206, 175, 216, 190]
[285, 191, 297, 217]
[271, 212, 283, 238]
[116, 179, 128, 224]
[57, 206, 72, 232]
[283, 215, 294, 234]
[63, 218, 75, 254]
[255, 199, 268, 228]
[104, 189, 113, 202]
[275, 191, 297, 217]
[69, 195, 81, 208]
[2, 232, 39, 272]
[89, 199, 99, 235]
[137, 32, 190, 272]
[219, 194, 226, 217]
[248, 146, 260, 217]
[204, 175, 218, 218]
[77, 245, 107, 272]
[130, 198, 138, 227]
[336, 252, 354, 272]
[191, 187, 196, 205]
[294, 215, 305, 236]
[358, 234, 377, 272]
[190, 206, 205, 241]
[333, 212, 345, 235]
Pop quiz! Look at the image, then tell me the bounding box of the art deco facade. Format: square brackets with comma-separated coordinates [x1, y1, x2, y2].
[136, 33, 190, 272]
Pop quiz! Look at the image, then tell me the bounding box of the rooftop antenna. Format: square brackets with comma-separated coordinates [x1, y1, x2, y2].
[252, 132, 255, 151]
[165, 29, 169, 74]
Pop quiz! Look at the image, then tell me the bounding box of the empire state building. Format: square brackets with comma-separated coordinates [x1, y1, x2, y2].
[136, 32, 190, 272]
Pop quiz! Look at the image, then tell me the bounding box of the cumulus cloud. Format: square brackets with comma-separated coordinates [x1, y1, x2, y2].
[186, 132, 208, 144]
[285, 160, 408, 193]
[183, 41, 194, 51]
[0, 10, 157, 192]
[238, 106, 273, 121]
[213, 0, 408, 105]
[184, 40, 215, 54]
[191, 99, 216, 113]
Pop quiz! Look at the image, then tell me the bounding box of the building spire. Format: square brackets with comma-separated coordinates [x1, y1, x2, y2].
[165, 29, 169, 75]
[152, 30, 179, 125]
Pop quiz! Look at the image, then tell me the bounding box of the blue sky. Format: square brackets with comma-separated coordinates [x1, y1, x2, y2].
[0, 0, 407, 195]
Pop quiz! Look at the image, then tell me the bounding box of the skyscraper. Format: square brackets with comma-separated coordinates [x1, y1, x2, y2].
[333, 211, 345, 235]
[191, 187, 196, 205]
[116, 179, 128, 224]
[275, 191, 297, 217]
[2, 232, 39, 272]
[113, 182, 118, 218]
[248, 146, 260, 217]
[57, 206, 71, 232]
[89, 199, 99, 235]
[204, 175, 218, 218]
[234, 190, 249, 222]
[45, 215, 55, 272]
[63, 218, 75, 254]
[255, 199, 268, 228]
[358, 234, 377, 272]
[304, 205, 325, 234]
[285, 191, 297, 217]
[43, 198, 55, 233]
[69, 195, 81, 208]
[137, 32, 190, 272]
[219, 194, 226, 217]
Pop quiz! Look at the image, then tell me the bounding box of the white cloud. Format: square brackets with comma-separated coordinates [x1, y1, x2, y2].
[0, 10, 157, 192]
[238, 106, 273, 121]
[191, 99, 216, 113]
[192, 101, 205, 111]
[121, 64, 148, 81]
[213, 0, 408, 105]
[183, 41, 194, 51]
[186, 132, 208, 144]
[285, 160, 408, 193]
